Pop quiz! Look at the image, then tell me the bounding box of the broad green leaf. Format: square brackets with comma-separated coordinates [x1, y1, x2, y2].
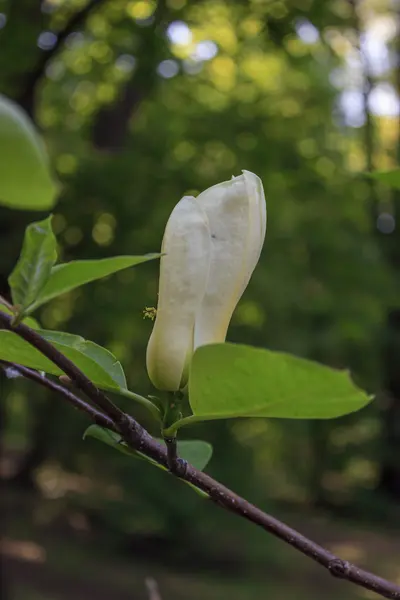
[0, 329, 119, 391]
[84, 424, 213, 472]
[8, 216, 57, 312]
[38, 329, 127, 389]
[27, 254, 160, 313]
[368, 169, 400, 189]
[189, 343, 372, 420]
[0, 94, 58, 210]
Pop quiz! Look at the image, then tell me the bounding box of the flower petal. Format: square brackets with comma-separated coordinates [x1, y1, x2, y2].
[146, 196, 211, 391]
[238, 170, 267, 297]
[194, 170, 266, 348]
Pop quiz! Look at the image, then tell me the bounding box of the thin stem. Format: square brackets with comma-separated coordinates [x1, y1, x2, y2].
[1, 309, 399, 600]
[118, 388, 162, 422]
[164, 435, 178, 470]
[0, 309, 143, 444]
[145, 578, 162, 600]
[163, 414, 203, 436]
[0, 361, 115, 430]
[0, 296, 13, 311]
[161, 391, 186, 473]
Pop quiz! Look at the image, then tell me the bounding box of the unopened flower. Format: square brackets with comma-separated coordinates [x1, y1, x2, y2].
[146, 170, 266, 391]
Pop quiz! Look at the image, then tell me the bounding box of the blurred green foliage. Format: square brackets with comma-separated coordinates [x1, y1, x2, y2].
[1, 1, 399, 594]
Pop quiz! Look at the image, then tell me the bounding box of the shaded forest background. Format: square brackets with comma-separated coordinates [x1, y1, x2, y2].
[0, 0, 399, 598]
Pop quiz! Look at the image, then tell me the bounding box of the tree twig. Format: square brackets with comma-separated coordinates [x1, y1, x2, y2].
[0, 309, 399, 599]
[0, 296, 13, 311]
[163, 435, 187, 475]
[0, 360, 114, 430]
[145, 578, 162, 600]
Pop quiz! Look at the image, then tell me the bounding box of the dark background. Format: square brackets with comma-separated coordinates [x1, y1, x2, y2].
[1, 0, 399, 598]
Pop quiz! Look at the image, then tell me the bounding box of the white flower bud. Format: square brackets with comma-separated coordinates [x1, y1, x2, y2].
[146, 171, 266, 391]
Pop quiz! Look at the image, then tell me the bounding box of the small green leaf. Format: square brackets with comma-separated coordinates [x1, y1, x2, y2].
[39, 329, 127, 389]
[84, 424, 213, 472]
[27, 254, 160, 313]
[0, 329, 120, 391]
[8, 216, 57, 312]
[0, 94, 58, 210]
[173, 439, 213, 472]
[368, 169, 400, 189]
[189, 343, 372, 420]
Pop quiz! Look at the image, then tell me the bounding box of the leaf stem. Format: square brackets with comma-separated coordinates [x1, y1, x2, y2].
[119, 389, 162, 422]
[163, 414, 203, 436]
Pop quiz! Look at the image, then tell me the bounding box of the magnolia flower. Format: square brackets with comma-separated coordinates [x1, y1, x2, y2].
[146, 170, 266, 391]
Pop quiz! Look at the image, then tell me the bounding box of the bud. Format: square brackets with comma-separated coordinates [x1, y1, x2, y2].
[146, 171, 266, 391]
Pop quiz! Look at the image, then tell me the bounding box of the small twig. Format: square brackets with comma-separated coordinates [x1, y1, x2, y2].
[0, 309, 399, 600]
[145, 578, 162, 600]
[0, 312, 132, 428]
[0, 296, 13, 311]
[164, 436, 178, 468]
[163, 435, 186, 475]
[0, 361, 114, 430]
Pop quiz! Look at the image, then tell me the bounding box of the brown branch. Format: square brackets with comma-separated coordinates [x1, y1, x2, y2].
[0, 309, 399, 599]
[19, 0, 108, 115]
[0, 361, 114, 430]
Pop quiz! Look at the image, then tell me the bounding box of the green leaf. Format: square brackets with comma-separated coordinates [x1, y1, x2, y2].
[8, 216, 57, 312]
[368, 169, 400, 190]
[39, 329, 127, 389]
[189, 343, 373, 420]
[27, 254, 160, 313]
[174, 439, 213, 472]
[0, 329, 121, 391]
[84, 424, 213, 472]
[0, 94, 58, 210]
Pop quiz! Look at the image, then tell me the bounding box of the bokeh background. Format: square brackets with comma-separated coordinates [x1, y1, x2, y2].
[1, 0, 399, 598]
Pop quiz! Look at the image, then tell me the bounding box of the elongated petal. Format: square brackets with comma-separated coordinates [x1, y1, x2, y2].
[194, 170, 266, 349]
[238, 170, 267, 297]
[146, 196, 211, 391]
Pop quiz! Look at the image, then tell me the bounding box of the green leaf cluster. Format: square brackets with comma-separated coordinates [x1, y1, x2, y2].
[7, 215, 159, 321]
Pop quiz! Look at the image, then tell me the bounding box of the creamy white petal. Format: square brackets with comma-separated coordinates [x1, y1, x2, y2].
[146, 196, 211, 391]
[237, 170, 267, 297]
[194, 170, 266, 348]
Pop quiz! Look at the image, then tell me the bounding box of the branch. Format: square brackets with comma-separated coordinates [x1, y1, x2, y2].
[0, 310, 399, 600]
[19, 0, 108, 115]
[0, 361, 114, 430]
